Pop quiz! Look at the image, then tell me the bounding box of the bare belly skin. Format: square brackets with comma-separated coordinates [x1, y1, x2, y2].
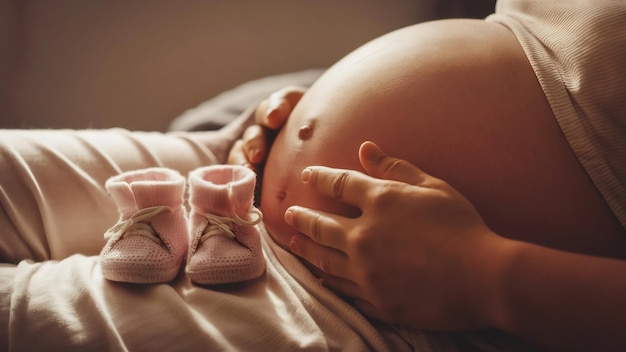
[261, 19, 626, 259]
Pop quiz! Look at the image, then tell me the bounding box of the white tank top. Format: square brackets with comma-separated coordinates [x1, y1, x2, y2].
[487, 0, 626, 229]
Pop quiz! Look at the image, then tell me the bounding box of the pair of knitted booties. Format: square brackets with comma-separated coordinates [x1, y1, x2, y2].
[99, 165, 264, 285]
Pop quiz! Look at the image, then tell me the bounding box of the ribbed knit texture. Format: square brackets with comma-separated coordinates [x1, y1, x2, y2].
[100, 167, 188, 283]
[487, 0, 626, 229]
[186, 165, 265, 284]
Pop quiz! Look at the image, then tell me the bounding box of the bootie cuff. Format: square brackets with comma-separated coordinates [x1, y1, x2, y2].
[106, 168, 185, 217]
[188, 165, 256, 218]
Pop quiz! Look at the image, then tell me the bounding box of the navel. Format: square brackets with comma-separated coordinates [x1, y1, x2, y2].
[298, 122, 314, 140]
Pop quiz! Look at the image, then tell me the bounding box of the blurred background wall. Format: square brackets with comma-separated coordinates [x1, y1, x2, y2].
[0, 0, 495, 131]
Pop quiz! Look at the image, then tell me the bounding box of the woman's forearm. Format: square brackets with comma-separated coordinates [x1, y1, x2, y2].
[489, 239, 626, 351]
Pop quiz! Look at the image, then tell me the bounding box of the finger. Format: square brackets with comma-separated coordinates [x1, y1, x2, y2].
[358, 141, 429, 186]
[289, 233, 352, 278]
[254, 99, 272, 127]
[241, 125, 267, 164]
[226, 139, 255, 171]
[280, 86, 306, 108]
[254, 86, 306, 129]
[302, 166, 374, 208]
[226, 139, 246, 165]
[285, 205, 349, 251]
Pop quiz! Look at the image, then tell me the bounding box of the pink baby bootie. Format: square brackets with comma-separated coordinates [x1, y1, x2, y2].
[186, 165, 264, 285]
[100, 168, 188, 284]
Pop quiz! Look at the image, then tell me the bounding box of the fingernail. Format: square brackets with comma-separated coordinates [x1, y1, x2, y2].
[265, 111, 281, 130]
[267, 99, 283, 118]
[251, 148, 262, 163]
[301, 168, 312, 183]
[284, 209, 293, 225]
[362, 141, 384, 162]
[289, 236, 300, 254]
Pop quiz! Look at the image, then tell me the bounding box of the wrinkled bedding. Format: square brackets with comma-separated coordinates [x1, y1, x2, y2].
[0, 70, 453, 351]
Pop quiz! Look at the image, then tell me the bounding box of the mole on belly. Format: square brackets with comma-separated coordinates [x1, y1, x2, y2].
[298, 123, 314, 140]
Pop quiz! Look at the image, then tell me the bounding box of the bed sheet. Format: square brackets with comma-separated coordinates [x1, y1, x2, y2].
[1, 223, 434, 351]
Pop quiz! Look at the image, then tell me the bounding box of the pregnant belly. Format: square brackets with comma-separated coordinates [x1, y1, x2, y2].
[260, 19, 626, 257]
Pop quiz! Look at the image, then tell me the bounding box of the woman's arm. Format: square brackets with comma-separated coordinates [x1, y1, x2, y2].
[495, 239, 626, 351]
[285, 142, 626, 352]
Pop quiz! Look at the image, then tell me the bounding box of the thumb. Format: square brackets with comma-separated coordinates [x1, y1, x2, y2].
[358, 141, 427, 185]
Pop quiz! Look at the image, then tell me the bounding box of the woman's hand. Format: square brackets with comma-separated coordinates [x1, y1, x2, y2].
[285, 141, 514, 331]
[227, 86, 306, 171]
